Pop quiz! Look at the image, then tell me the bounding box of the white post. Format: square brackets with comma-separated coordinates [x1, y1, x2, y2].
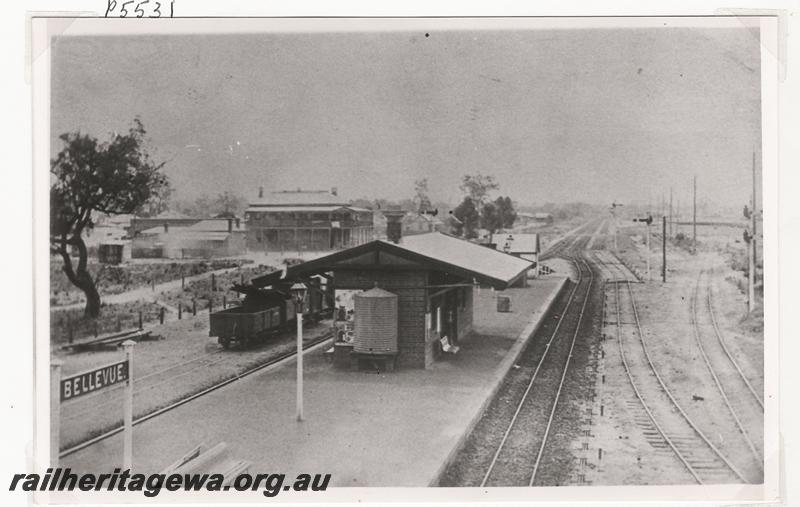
[646, 223, 651, 281]
[121, 340, 136, 470]
[50, 360, 63, 468]
[296, 311, 304, 422]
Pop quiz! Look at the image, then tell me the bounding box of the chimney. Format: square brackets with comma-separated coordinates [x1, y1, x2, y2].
[382, 207, 406, 244]
[227, 218, 233, 233]
[163, 223, 169, 233]
[331, 187, 338, 196]
[258, 186, 264, 198]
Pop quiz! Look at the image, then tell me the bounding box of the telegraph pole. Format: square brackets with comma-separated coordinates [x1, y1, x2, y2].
[752, 151, 758, 278]
[693, 175, 697, 254]
[669, 187, 673, 237]
[662, 216, 667, 282]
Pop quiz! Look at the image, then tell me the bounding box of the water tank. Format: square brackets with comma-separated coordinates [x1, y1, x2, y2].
[353, 287, 398, 355]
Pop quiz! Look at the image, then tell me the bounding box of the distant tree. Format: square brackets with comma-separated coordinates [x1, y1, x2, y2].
[495, 196, 517, 229]
[213, 191, 247, 217]
[452, 197, 480, 239]
[134, 184, 172, 217]
[51, 119, 169, 317]
[480, 201, 502, 242]
[459, 173, 499, 206]
[173, 192, 246, 218]
[413, 178, 432, 213]
[350, 198, 374, 209]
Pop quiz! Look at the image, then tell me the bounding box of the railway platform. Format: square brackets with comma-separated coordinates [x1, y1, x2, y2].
[61, 276, 568, 487]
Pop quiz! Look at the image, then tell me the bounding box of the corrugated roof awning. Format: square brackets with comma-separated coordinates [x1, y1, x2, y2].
[246, 232, 532, 291]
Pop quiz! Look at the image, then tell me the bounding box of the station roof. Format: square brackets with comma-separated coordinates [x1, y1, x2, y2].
[246, 232, 532, 290]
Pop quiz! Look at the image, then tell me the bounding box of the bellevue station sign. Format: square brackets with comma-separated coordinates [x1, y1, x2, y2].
[60, 360, 129, 402]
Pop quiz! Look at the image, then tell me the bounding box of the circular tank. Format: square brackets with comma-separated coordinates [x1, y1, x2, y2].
[353, 287, 398, 355]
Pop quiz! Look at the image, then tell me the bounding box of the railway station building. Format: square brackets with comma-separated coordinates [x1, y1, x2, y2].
[496, 233, 541, 279]
[244, 188, 374, 252]
[245, 230, 532, 369]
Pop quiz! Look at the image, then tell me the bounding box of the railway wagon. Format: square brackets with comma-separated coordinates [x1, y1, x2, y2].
[209, 283, 331, 349]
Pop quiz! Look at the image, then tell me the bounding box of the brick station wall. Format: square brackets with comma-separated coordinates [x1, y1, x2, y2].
[458, 287, 474, 340]
[335, 269, 429, 368]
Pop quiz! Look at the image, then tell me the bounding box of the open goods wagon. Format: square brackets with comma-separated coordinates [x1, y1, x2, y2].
[209, 286, 331, 349]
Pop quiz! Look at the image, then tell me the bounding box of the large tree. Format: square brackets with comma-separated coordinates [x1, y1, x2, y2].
[452, 197, 480, 239]
[459, 173, 499, 206]
[50, 119, 169, 317]
[495, 196, 517, 229]
[480, 201, 502, 242]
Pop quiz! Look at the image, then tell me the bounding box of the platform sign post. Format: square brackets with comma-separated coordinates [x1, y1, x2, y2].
[57, 348, 134, 468]
[51, 360, 64, 468]
[121, 340, 136, 470]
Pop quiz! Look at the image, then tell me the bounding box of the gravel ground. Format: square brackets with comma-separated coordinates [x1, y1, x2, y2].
[577, 223, 764, 485]
[55, 315, 333, 450]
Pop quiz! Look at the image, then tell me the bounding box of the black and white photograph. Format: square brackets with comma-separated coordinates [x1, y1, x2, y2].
[24, 13, 786, 503]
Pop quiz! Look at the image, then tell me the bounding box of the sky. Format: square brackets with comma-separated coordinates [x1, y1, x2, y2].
[50, 25, 762, 211]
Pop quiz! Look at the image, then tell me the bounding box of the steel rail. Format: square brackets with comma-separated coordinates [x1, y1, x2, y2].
[59, 333, 333, 458]
[479, 255, 587, 487]
[62, 354, 226, 423]
[612, 280, 702, 484]
[690, 270, 762, 471]
[705, 271, 764, 409]
[528, 254, 594, 485]
[625, 280, 749, 483]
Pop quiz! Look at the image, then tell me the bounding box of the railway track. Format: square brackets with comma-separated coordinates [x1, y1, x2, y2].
[611, 280, 748, 484]
[589, 250, 639, 283]
[60, 332, 333, 458]
[690, 268, 764, 481]
[476, 254, 594, 486]
[705, 270, 764, 409]
[438, 227, 599, 486]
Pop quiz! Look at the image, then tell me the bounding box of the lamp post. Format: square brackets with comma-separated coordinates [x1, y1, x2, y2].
[290, 282, 307, 422]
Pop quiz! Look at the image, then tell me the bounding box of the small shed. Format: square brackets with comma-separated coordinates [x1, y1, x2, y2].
[496, 233, 540, 279]
[98, 241, 128, 265]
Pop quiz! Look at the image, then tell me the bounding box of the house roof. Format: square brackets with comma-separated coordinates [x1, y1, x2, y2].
[186, 219, 242, 232]
[245, 205, 372, 214]
[246, 232, 532, 290]
[249, 190, 349, 207]
[496, 233, 540, 254]
[245, 206, 347, 214]
[138, 220, 239, 239]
